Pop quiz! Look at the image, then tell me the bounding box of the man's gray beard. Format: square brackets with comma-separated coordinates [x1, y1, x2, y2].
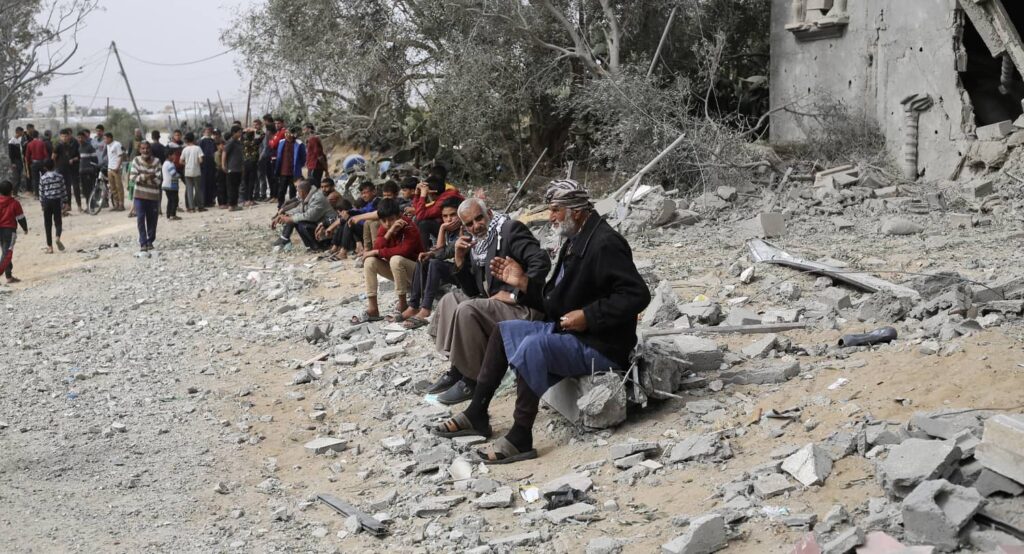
[557, 210, 579, 238]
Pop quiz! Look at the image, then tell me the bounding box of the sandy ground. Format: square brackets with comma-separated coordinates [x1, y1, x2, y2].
[3, 191, 1024, 553]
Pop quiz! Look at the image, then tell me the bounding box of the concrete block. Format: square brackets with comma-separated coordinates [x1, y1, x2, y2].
[610, 441, 662, 460]
[488, 532, 541, 548]
[647, 335, 724, 373]
[911, 410, 984, 440]
[716, 186, 737, 201]
[966, 525, 1024, 552]
[587, 537, 626, 554]
[544, 502, 596, 523]
[669, 433, 720, 463]
[973, 468, 1024, 497]
[976, 414, 1024, 485]
[822, 527, 864, 554]
[723, 307, 762, 327]
[662, 513, 726, 554]
[541, 472, 593, 495]
[577, 375, 627, 430]
[720, 359, 800, 385]
[474, 486, 514, 509]
[678, 301, 722, 325]
[642, 280, 682, 328]
[820, 287, 853, 309]
[782, 443, 834, 486]
[880, 218, 924, 236]
[741, 334, 778, 359]
[977, 120, 1014, 141]
[874, 186, 901, 199]
[877, 439, 960, 498]
[833, 172, 859, 187]
[304, 437, 348, 454]
[964, 178, 994, 199]
[902, 479, 982, 552]
[762, 308, 802, 323]
[758, 212, 786, 238]
[753, 473, 795, 498]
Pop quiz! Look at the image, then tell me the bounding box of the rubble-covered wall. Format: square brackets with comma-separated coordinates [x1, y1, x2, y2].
[770, 0, 970, 180]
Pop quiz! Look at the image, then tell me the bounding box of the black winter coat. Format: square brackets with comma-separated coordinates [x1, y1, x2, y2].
[523, 214, 651, 369]
[455, 218, 551, 298]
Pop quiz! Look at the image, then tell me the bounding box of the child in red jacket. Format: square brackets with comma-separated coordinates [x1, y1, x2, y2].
[0, 180, 29, 283]
[353, 197, 424, 324]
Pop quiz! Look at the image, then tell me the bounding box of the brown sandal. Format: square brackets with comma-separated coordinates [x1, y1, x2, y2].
[475, 437, 538, 465]
[432, 413, 491, 439]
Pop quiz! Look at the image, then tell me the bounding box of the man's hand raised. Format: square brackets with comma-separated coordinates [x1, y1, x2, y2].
[489, 256, 527, 291]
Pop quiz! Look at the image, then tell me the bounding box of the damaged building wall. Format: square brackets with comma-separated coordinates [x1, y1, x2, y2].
[770, 0, 971, 180]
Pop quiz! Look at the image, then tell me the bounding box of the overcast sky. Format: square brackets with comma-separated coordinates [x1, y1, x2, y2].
[37, 0, 255, 118]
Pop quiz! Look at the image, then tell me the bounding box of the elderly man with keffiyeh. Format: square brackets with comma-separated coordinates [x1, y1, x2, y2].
[424, 197, 551, 404]
[432, 180, 651, 464]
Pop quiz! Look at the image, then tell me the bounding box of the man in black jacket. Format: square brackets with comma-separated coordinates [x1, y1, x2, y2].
[434, 180, 650, 464]
[425, 198, 551, 405]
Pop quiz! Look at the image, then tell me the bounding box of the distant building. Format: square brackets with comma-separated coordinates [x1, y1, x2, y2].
[770, 0, 1024, 180]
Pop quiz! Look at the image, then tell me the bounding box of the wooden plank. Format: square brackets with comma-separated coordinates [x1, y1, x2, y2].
[317, 493, 387, 536]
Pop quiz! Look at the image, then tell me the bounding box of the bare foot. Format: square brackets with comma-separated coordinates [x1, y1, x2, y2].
[401, 307, 418, 320]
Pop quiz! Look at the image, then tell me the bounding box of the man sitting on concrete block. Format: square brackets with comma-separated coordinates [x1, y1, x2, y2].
[433, 180, 650, 463]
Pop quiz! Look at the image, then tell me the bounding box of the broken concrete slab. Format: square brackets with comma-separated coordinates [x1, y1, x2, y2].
[902, 479, 983, 552]
[722, 307, 761, 327]
[577, 374, 628, 430]
[541, 472, 594, 495]
[474, 486, 514, 509]
[963, 178, 994, 199]
[669, 433, 720, 463]
[678, 302, 723, 325]
[822, 527, 864, 554]
[877, 439, 961, 498]
[662, 513, 726, 554]
[488, 531, 541, 548]
[976, 414, 1024, 485]
[741, 334, 778, 359]
[910, 410, 984, 441]
[753, 473, 796, 498]
[610, 441, 662, 460]
[819, 287, 853, 310]
[587, 537, 626, 554]
[545, 502, 597, 523]
[782, 443, 834, 487]
[977, 120, 1014, 141]
[304, 437, 348, 455]
[880, 218, 924, 236]
[720, 359, 800, 385]
[412, 495, 466, 517]
[757, 212, 786, 238]
[973, 468, 1024, 497]
[643, 280, 682, 328]
[647, 335, 724, 374]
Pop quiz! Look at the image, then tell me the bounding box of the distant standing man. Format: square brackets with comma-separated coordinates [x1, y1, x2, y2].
[129, 142, 162, 251]
[104, 133, 125, 211]
[26, 130, 49, 196]
[180, 132, 204, 212]
[222, 125, 244, 211]
[303, 123, 326, 189]
[76, 130, 98, 205]
[198, 125, 217, 207]
[52, 128, 80, 213]
[7, 127, 24, 195]
[273, 126, 306, 209]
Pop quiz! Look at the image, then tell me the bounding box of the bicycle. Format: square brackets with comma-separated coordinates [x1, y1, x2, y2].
[87, 171, 110, 215]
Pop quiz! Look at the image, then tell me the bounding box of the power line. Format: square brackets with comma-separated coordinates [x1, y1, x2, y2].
[119, 47, 237, 67]
[85, 50, 112, 113]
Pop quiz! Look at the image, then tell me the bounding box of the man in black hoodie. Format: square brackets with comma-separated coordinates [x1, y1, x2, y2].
[433, 180, 650, 464]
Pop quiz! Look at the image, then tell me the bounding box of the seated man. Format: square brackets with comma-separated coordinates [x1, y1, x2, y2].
[318, 196, 355, 260]
[401, 196, 462, 329]
[335, 180, 378, 259]
[295, 178, 338, 251]
[271, 179, 328, 251]
[350, 180, 403, 254]
[413, 169, 463, 251]
[351, 198, 423, 324]
[433, 180, 650, 464]
[398, 176, 417, 218]
[425, 197, 551, 405]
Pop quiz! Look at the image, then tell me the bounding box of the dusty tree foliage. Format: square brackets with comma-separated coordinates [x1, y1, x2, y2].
[224, 0, 770, 187]
[0, 0, 97, 145]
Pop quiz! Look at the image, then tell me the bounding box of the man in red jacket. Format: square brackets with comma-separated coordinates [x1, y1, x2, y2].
[353, 197, 424, 324]
[413, 170, 463, 250]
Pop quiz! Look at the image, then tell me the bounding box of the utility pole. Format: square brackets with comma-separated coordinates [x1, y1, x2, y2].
[245, 79, 253, 125]
[171, 100, 181, 129]
[105, 97, 110, 117]
[62, 95, 68, 125]
[216, 91, 229, 129]
[110, 41, 145, 132]
[206, 98, 215, 127]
